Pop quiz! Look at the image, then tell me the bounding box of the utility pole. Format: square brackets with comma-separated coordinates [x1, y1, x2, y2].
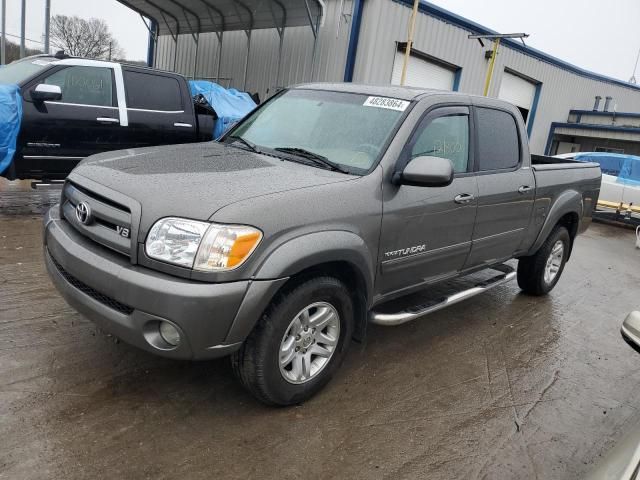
[1, 0, 6, 65]
[20, 0, 26, 58]
[630, 45, 640, 84]
[483, 38, 501, 96]
[400, 0, 420, 86]
[468, 33, 529, 96]
[44, 0, 51, 55]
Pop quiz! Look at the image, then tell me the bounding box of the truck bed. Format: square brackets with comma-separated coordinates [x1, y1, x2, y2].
[531, 154, 601, 171]
[529, 154, 602, 237]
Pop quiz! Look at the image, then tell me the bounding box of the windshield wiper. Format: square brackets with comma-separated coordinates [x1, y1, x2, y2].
[274, 147, 350, 174]
[228, 135, 260, 153]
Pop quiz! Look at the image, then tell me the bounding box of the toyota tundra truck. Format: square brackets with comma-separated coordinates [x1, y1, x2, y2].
[43, 84, 601, 405]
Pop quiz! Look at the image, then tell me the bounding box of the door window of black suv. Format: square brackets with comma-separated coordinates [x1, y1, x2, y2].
[123, 71, 183, 112]
[44, 66, 115, 107]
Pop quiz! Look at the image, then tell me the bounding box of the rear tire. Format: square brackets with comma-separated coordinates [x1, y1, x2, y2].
[231, 276, 353, 406]
[517, 226, 570, 296]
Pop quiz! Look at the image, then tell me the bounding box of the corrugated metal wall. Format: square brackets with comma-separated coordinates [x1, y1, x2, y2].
[353, 0, 640, 153]
[154, 0, 353, 101]
[152, 0, 640, 154]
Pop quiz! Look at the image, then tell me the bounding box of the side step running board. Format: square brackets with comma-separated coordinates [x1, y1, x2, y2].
[370, 264, 516, 326]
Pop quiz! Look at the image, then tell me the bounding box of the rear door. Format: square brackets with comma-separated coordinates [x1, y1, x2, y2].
[18, 64, 122, 178]
[378, 106, 478, 297]
[464, 106, 535, 269]
[120, 69, 196, 149]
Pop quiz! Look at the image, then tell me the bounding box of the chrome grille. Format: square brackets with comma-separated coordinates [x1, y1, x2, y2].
[62, 181, 133, 258]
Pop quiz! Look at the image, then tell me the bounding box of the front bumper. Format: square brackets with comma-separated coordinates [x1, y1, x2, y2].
[44, 206, 286, 360]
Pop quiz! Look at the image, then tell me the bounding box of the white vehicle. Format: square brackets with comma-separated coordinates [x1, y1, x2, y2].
[555, 152, 640, 211]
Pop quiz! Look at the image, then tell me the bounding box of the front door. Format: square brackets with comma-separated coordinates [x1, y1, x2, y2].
[18, 65, 122, 179]
[377, 106, 478, 298]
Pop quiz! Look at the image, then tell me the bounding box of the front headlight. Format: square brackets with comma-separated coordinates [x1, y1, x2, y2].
[145, 217, 262, 271]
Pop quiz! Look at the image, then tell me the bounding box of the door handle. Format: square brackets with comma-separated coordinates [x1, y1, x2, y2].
[518, 185, 533, 194]
[174, 122, 193, 128]
[97, 117, 119, 124]
[454, 193, 475, 204]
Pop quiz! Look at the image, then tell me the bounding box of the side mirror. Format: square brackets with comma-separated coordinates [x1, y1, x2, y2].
[397, 155, 454, 187]
[31, 84, 62, 102]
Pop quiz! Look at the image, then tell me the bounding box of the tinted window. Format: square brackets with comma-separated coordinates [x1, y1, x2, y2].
[411, 114, 469, 173]
[476, 108, 520, 171]
[44, 66, 114, 107]
[124, 71, 182, 111]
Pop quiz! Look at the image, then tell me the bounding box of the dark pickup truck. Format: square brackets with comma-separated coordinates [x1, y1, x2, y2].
[44, 83, 601, 405]
[0, 54, 216, 181]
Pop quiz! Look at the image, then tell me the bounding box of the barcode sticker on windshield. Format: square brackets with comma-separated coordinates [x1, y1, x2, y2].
[363, 96, 409, 111]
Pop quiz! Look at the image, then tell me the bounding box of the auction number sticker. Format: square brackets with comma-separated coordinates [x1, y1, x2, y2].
[363, 96, 409, 111]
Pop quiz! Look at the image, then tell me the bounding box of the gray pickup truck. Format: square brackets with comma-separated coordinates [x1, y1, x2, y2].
[44, 83, 601, 405]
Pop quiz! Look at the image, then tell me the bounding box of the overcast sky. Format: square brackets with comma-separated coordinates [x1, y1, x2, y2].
[5, 0, 640, 81]
[5, 0, 149, 61]
[429, 0, 640, 82]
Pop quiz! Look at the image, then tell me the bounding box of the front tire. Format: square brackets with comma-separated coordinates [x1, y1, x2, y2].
[231, 276, 353, 406]
[517, 226, 570, 296]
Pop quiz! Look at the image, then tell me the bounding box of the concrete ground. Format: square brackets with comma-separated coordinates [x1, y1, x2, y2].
[1, 178, 640, 480]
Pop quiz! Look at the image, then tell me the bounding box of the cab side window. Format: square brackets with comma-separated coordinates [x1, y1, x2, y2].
[475, 108, 520, 171]
[410, 114, 470, 173]
[44, 66, 115, 107]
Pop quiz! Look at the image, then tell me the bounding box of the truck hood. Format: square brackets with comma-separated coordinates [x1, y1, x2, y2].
[70, 142, 353, 237]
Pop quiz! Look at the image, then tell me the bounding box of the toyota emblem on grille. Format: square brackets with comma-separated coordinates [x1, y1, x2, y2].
[75, 202, 92, 225]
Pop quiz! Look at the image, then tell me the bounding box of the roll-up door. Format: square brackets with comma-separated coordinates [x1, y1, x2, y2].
[498, 71, 537, 123]
[391, 50, 456, 91]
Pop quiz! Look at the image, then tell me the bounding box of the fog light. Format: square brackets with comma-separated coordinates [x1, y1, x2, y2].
[159, 321, 180, 346]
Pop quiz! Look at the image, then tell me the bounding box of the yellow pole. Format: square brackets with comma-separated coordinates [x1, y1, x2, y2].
[483, 38, 501, 96]
[400, 0, 420, 86]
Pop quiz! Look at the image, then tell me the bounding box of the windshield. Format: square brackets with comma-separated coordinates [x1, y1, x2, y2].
[0, 57, 55, 85]
[227, 89, 409, 174]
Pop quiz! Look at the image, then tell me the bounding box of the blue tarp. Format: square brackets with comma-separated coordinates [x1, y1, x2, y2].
[0, 84, 22, 175]
[573, 152, 640, 186]
[189, 80, 256, 139]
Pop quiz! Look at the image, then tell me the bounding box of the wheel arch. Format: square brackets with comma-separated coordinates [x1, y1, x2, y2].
[225, 231, 375, 344]
[528, 190, 583, 259]
[276, 260, 370, 342]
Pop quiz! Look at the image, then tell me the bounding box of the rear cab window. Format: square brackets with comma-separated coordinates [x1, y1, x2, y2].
[475, 107, 520, 171]
[124, 70, 183, 111]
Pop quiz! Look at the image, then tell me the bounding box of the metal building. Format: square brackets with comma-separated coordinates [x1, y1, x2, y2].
[118, 0, 640, 154]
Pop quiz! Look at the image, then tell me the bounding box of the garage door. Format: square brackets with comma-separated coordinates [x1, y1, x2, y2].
[391, 50, 456, 91]
[498, 71, 537, 123]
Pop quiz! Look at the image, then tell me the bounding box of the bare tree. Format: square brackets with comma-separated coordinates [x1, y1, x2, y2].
[50, 15, 124, 60]
[5, 40, 41, 63]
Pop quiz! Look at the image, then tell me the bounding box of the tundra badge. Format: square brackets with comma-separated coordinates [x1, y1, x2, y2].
[384, 244, 426, 259]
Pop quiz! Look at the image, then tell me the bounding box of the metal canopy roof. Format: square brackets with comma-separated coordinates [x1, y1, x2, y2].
[118, 0, 324, 37]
